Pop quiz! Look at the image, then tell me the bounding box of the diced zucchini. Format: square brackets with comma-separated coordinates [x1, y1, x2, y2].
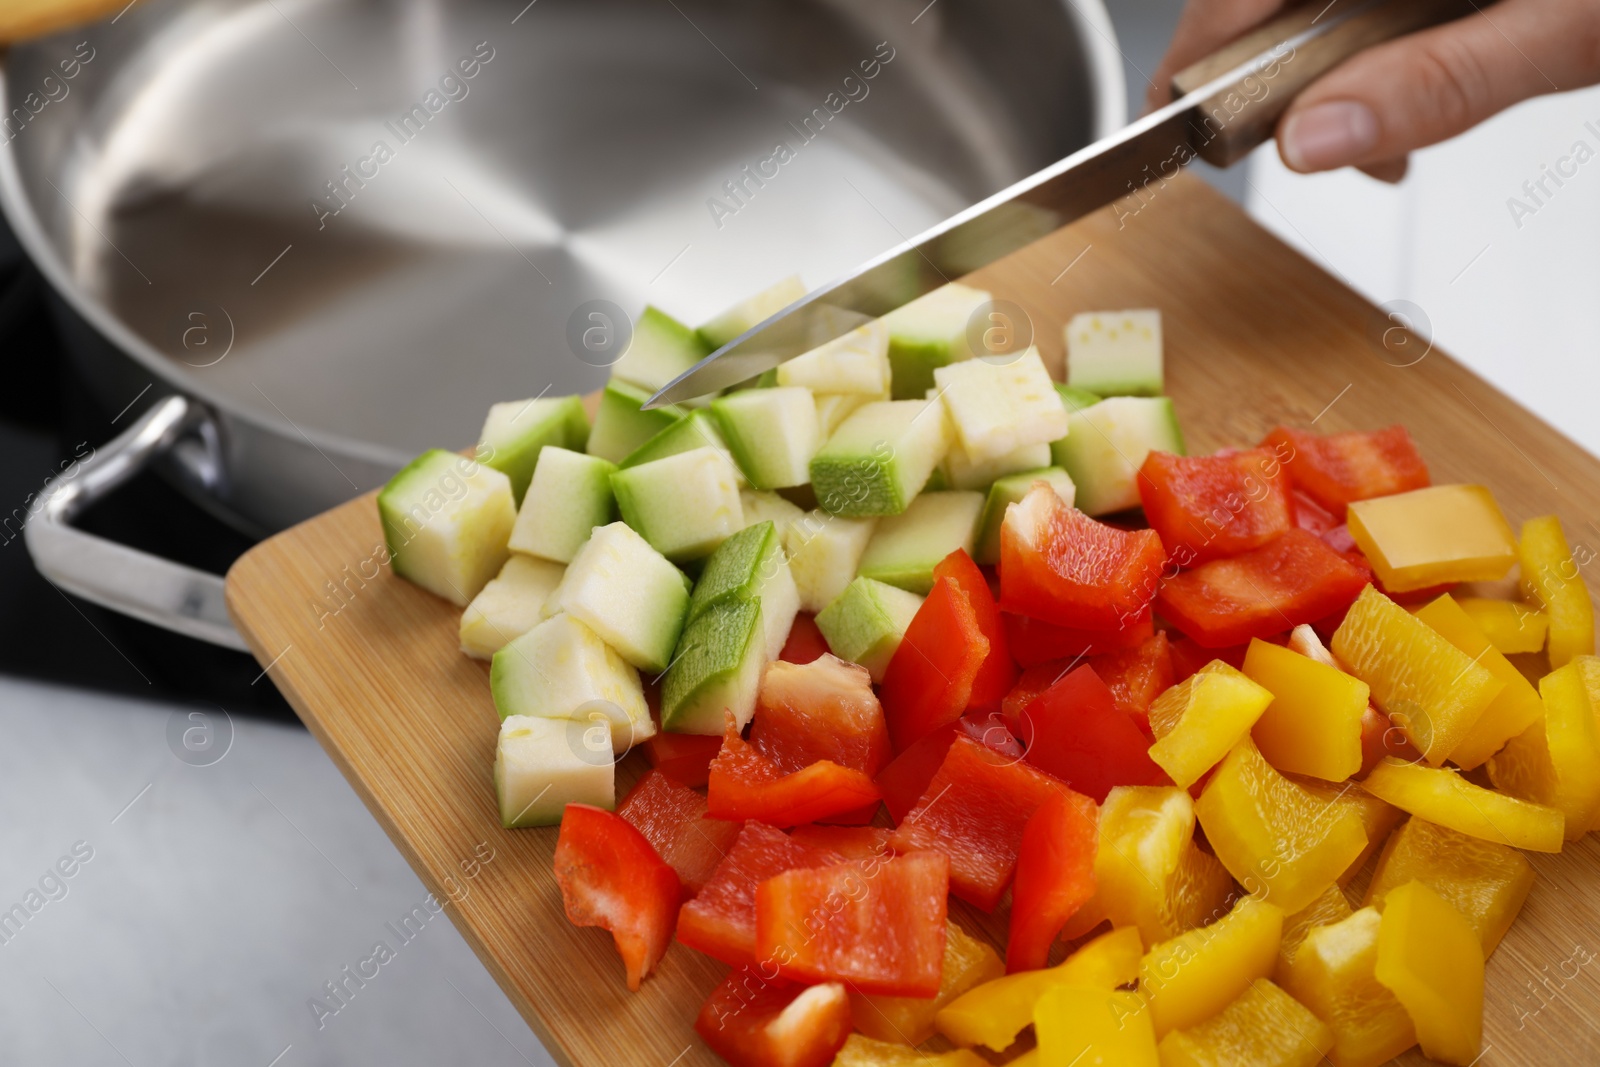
[698, 276, 807, 349]
[688, 520, 799, 660]
[587, 380, 687, 464]
[611, 447, 745, 562]
[1065, 309, 1163, 397]
[378, 449, 516, 606]
[881, 283, 990, 398]
[783, 511, 879, 614]
[660, 596, 766, 734]
[460, 554, 566, 660]
[476, 395, 589, 505]
[547, 522, 691, 673]
[975, 467, 1076, 564]
[740, 489, 806, 532]
[857, 490, 985, 594]
[711, 387, 820, 490]
[810, 399, 951, 517]
[494, 715, 615, 828]
[814, 576, 924, 683]
[507, 447, 616, 563]
[620, 408, 743, 485]
[776, 320, 891, 396]
[1056, 382, 1103, 414]
[815, 392, 876, 437]
[610, 306, 711, 396]
[943, 440, 1054, 492]
[1051, 396, 1186, 515]
[933, 347, 1068, 463]
[490, 613, 653, 752]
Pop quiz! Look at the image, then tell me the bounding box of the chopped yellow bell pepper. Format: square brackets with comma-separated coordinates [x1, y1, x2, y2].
[935, 926, 1142, 1052]
[1147, 661, 1275, 789]
[1364, 816, 1533, 956]
[1091, 786, 1234, 945]
[1332, 586, 1503, 764]
[1195, 738, 1368, 913]
[1138, 895, 1283, 1037]
[1346, 484, 1517, 593]
[831, 1034, 987, 1066]
[852, 921, 1003, 1045]
[1034, 985, 1157, 1067]
[1373, 880, 1484, 1066]
[1293, 777, 1403, 884]
[1275, 882, 1353, 985]
[1485, 659, 1600, 841]
[1281, 907, 1415, 1067]
[1360, 757, 1564, 852]
[1155, 978, 1333, 1067]
[1457, 597, 1548, 655]
[1243, 639, 1367, 781]
[1520, 515, 1595, 668]
[1414, 594, 1544, 769]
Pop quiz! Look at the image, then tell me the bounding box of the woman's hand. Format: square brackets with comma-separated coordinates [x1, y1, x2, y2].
[1149, 0, 1600, 182]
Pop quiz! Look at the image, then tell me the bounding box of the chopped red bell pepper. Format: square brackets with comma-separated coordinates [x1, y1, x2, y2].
[708, 714, 881, 827]
[1136, 448, 1293, 564]
[1292, 489, 1340, 536]
[888, 736, 1073, 910]
[874, 714, 1022, 824]
[1013, 664, 1167, 802]
[932, 549, 1018, 712]
[552, 804, 680, 991]
[1088, 631, 1174, 735]
[642, 731, 723, 789]
[1263, 424, 1430, 512]
[616, 770, 741, 897]
[1007, 788, 1099, 972]
[756, 850, 950, 997]
[787, 824, 894, 861]
[677, 822, 843, 966]
[694, 974, 852, 1067]
[750, 655, 890, 776]
[1001, 660, 1071, 738]
[879, 576, 990, 751]
[779, 612, 830, 665]
[1168, 633, 1250, 680]
[1001, 605, 1155, 667]
[1156, 528, 1371, 648]
[998, 484, 1168, 631]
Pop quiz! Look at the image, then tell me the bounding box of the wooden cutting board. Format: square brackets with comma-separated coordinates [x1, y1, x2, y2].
[225, 173, 1600, 1066]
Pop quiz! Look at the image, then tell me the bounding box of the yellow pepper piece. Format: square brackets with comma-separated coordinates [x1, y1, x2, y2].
[1373, 880, 1484, 1066]
[1281, 907, 1415, 1067]
[1486, 659, 1600, 841]
[1520, 515, 1595, 668]
[1091, 786, 1234, 945]
[1195, 738, 1368, 912]
[1003, 1053, 1038, 1067]
[831, 1034, 988, 1067]
[935, 926, 1142, 1052]
[1414, 594, 1545, 769]
[1360, 757, 1564, 852]
[1156, 978, 1333, 1067]
[1457, 597, 1548, 655]
[1147, 661, 1275, 789]
[1034, 985, 1157, 1067]
[1243, 639, 1367, 781]
[852, 921, 1003, 1045]
[1275, 882, 1353, 985]
[1364, 816, 1533, 956]
[1346, 484, 1516, 593]
[1332, 586, 1503, 764]
[1139, 895, 1283, 1037]
[1293, 777, 1403, 884]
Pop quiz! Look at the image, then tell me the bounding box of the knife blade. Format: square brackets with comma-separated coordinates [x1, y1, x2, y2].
[646, 0, 1473, 408]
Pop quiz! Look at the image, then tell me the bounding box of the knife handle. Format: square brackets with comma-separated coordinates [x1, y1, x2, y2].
[1171, 0, 1477, 167]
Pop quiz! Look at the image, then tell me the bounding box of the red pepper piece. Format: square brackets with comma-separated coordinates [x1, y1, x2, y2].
[1015, 664, 1167, 803]
[932, 549, 1019, 712]
[707, 715, 881, 828]
[1007, 789, 1100, 972]
[1168, 634, 1250, 680]
[1088, 631, 1174, 735]
[1137, 448, 1294, 565]
[694, 974, 852, 1067]
[787, 824, 895, 861]
[1002, 607, 1155, 667]
[874, 714, 1022, 824]
[879, 576, 990, 751]
[750, 655, 890, 777]
[1263, 424, 1430, 512]
[616, 770, 741, 897]
[642, 731, 723, 789]
[779, 612, 830, 665]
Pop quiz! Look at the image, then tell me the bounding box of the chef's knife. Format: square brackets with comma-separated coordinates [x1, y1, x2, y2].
[647, 0, 1474, 408]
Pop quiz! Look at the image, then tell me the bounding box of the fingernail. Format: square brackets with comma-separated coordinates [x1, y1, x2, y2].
[1282, 101, 1380, 172]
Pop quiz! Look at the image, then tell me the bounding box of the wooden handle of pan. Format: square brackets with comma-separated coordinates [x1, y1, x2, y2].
[1, 0, 137, 44]
[1171, 0, 1477, 167]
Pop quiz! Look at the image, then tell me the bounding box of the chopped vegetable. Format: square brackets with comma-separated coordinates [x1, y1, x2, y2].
[813, 576, 923, 682]
[1002, 606, 1155, 665]
[611, 446, 745, 562]
[1012, 664, 1166, 802]
[476, 394, 590, 504]
[1052, 395, 1185, 515]
[1156, 978, 1333, 1067]
[700, 276, 806, 348]
[1262, 424, 1429, 512]
[1034, 983, 1159, 1067]
[849, 921, 1002, 1045]
[1365, 816, 1533, 955]
[1456, 596, 1549, 655]
[687, 520, 799, 661]
[809, 399, 951, 516]
[707, 713, 881, 827]
[931, 549, 1018, 712]
[642, 730, 722, 788]
[1243, 637, 1368, 781]
[1486, 659, 1600, 839]
[1093, 785, 1233, 945]
[880, 282, 990, 399]
[546, 521, 690, 673]
[1347, 484, 1517, 592]
[1412, 593, 1543, 769]
[783, 512, 878, 614]
[490, 613, 652, 751]
[1275, 883, 1354, 984]
[693, 975, 851, 1067]
[660, 595, 766, 734]
[974, 466, 1075, 564]
[1140, 894, 1284, 1037]
[378, 449, 516, 605]
[712, 387, 821, 490]
[508, 446, 616, 562]
[1361, 757, 1564, 852]
[586, 379, 685, 463]
[1146, 661, 1275, 789]
[1064, 309, 1163, 397]
[1136, 447, 1293, 564]
[933, 347, 1069, 462]
[776, 319, 891, 396]
[1373, 880, 1485, 1066]
[1280, 906, 1415, 1067]
[878, 576, 989, 751]
[615, 770, 739, 896]
[872, 713, 1021, 823]
[459, 554, 565, 660]
[1520, 514, 1596, 666]
[777, 612, 830, 665]
[750, 655, 889, 780]
[1007, 787, 1099, 972]
[494, 715, 614, 828]
[857, 491, 985, 594]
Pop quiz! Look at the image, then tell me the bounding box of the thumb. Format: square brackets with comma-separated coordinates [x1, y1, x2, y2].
[1276, 0, 1599, 173]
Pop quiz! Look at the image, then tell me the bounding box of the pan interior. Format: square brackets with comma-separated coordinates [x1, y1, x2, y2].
[3, 0, 1110, 460]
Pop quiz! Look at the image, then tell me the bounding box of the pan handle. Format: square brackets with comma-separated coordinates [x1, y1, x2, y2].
[24, 394, 247, 651]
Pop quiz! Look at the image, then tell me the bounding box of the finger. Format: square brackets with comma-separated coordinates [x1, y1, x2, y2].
[1357, 157, 1410, 183]
[1278, 0, 1600, 173]
[1147, 0, 1288, 111]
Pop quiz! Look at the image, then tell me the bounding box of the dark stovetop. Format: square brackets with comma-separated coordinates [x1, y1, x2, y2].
[0, 240, 293, 718]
